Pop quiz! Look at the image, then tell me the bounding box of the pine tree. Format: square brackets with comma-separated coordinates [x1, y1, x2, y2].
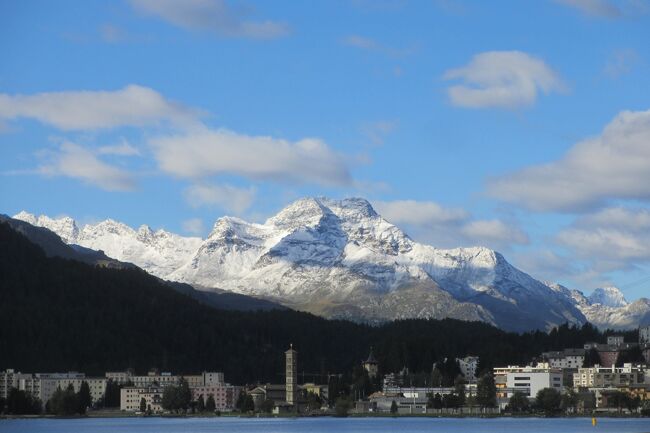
[205, 395, 216, 412]
[390, 400, 398, 414]
[77, 381, 92, 414]
[196, 395, 205, 413]
[139, 397, 147, 413]
[476, 373, 496, 408]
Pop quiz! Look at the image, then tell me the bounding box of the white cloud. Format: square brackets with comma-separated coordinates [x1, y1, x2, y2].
[555, 0, 621, 17]
[460, 219, 529, 246]
[184, 183, 256, 214]
[488, 109, 650, 212]
[558, 207, 650, 265]
[150, 128, 351, 186]
[373, 199, 528, 250]
[0, 85, 199, 131]
[129, 0, 289, 39]
[443, 51, 565, 109]
[98, 140, 141, 156]
[37, 142, 136, 191]
[374, 199, 468, 226]
[182, 217, 205, 235]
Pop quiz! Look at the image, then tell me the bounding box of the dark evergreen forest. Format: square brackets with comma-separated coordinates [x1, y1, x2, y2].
[0, 223, 636, 385]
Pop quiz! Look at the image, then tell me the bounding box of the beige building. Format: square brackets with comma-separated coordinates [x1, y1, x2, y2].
[120, 387, 163, 413]
[106, 370, 222, 389]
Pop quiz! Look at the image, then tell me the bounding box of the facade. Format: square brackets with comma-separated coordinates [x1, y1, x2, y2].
[607, 336, 625, 346]
[640, 325, 650, 344]
[362, 349, 379, 379]
[1, 370, 105, 407]
[457, 356, 479, 382]
[0, 369, 33, 399]
[285, 345, 297, 406]
[191, 383, 240, 411]
[494, 365, 563, 399]
[542, 349, 585, 370]
[573, 364, 646, 388]
[249, 384, 286, 409]
[120, 387, 163, 413]
[302, 383, 329, 403]
[106, 370, 223, 389]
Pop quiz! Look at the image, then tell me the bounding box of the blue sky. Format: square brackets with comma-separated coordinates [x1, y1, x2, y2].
[1, 0, 650, 299]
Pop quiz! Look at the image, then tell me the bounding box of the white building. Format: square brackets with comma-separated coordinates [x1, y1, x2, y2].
[456, 356, 479, 382]
[640, 325, 650, 344]
[0, 369, 33, 399]
[494, 365, 563, 399]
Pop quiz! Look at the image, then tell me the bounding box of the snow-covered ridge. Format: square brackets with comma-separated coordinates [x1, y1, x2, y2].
[14, 211, 202, 278]
[10, 197, 613, 331]
[543, 282, 648, 330]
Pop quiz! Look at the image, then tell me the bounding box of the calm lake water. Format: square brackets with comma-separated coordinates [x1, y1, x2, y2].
[1, 417, 649, 433]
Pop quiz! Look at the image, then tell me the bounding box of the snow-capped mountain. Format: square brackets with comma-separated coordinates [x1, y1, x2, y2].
[588, 287, 629, 308]
[15, 198, 590, 332]
[544, 283, 650, 330]
[14, 211, 202, 278]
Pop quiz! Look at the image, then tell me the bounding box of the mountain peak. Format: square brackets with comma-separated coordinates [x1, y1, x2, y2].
[588, 286, 628, 308]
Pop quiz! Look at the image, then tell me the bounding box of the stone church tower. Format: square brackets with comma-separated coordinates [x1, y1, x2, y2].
[285, 344, 297, 405]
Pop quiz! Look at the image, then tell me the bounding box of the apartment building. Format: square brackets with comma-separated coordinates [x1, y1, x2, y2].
[120, 387, 163, 413]
[191, 383, 240, 411]
[456, 356, 480, 382]
[494, 365, 563, 399]
[573, 364, 646, 388]
[542, 349, 585, 370]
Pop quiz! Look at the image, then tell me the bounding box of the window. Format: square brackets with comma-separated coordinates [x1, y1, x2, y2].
[514, 377, 531, 380]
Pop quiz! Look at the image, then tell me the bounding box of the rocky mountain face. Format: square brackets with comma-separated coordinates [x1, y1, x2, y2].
[545, 283, 650, 330]
[14, 197, 643, 332]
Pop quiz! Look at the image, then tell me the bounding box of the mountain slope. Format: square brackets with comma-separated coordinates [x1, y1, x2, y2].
[15, 198, 588, 332]
[14, 211, 201, 278]
[545, 283, 650, 330]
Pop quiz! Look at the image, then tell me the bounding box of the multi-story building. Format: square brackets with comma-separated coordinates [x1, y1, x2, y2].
[494, 365, 563, 399]
[107, 370, 223, 389]
[542, 349, 585, 370]
[640, 325, 650, 345]
[118, 370, 232, 412]
[573, 364, 646, 388]
[120, 387, 163, 413]
[191, 383, 240, 411]
[1, 369, 105, 407]
[0, 369, 33, 399]
[456, 356, 480, 383]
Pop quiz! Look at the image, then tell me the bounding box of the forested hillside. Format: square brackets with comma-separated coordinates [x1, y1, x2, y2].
[0, 223, 636, 385]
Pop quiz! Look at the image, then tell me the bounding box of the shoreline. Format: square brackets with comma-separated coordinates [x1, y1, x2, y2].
[1, 413, 648, 421]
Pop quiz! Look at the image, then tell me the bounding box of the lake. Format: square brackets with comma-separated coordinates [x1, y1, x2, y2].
[1, 417, 650, 433]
